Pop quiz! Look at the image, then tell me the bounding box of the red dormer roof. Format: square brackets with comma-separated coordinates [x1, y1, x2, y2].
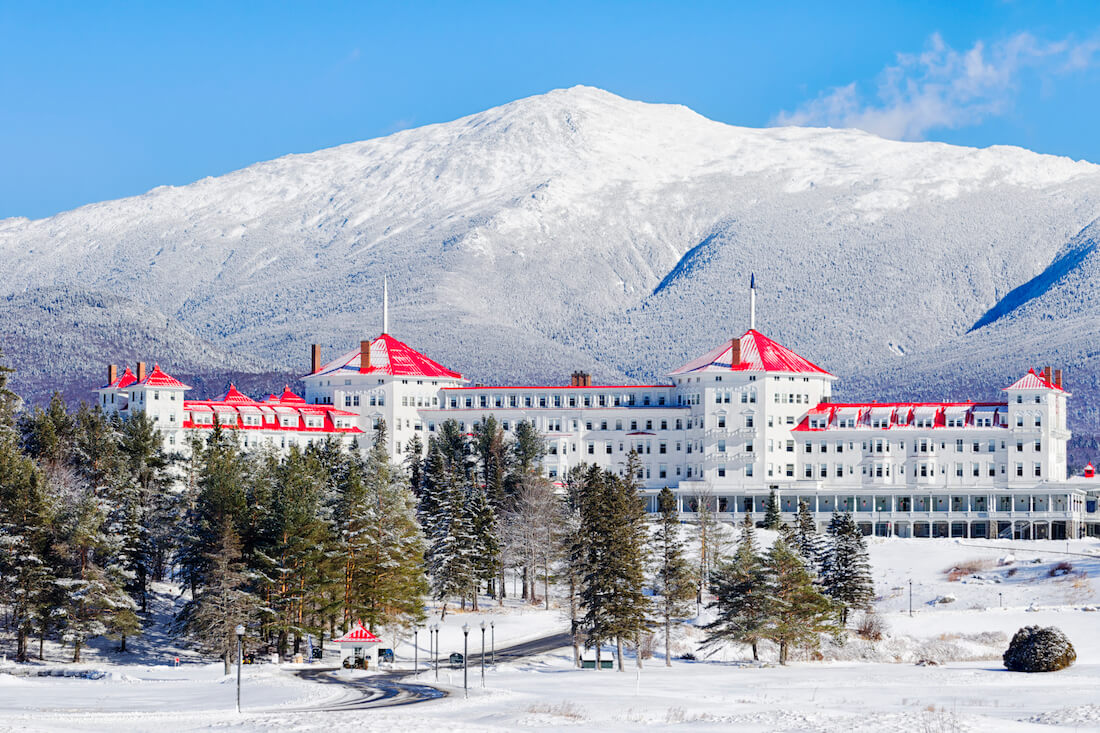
[331, 621, 382, 644]
[312, 334, 463, 380]
[137, 364, 191, 390]
[275, 386, 305, 403]
[670, 330, 832, 377]
[1003, 369, 1065, 392]
[103, 366, 138, 390]
[217, 384, 256, 404]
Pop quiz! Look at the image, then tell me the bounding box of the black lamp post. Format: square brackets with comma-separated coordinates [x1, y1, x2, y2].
[235, 624, 245, 714]
[413, 625, 419, 675]
[908, 579, 913, 617]
[999, 592, 1003, 609]
[462, 623, 470, 698]
[490, 620, 495, 667]
[480, 620, 486, 687]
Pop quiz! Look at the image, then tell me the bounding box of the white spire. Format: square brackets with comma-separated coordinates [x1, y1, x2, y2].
[749, 273, 756, 331]
[382, 276, 389, 335]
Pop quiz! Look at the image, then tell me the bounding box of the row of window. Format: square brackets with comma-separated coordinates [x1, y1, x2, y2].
[447, 391, 671, 410]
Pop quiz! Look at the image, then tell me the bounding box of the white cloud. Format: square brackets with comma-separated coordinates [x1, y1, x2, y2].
[774, 32, 1098, 140]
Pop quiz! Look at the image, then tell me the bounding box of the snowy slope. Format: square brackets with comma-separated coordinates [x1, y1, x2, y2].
[3, 86, 1100, 437]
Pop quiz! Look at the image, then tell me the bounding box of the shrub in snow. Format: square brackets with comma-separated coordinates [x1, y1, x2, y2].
[998, 555, 1016, 566]
[855, 611, 887, 641]
[1050, 561, 1073, 577]
[1003, 626, 1076, 672]
[934, 594, 956, 604]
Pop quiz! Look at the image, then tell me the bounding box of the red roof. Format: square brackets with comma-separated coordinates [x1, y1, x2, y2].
[103, 366, 138, 390]
[313, 334, 463, 380]
[182, 387, 362, 435]
[216, 384, 256, 404]
[792, 401, 1008, 432]
[137, 364, 191, 390]
[332, 622, 382, 644]
[1003, 369, 1065, 392]
[670, 330, 832, 377]
[273, 386, 305, 403]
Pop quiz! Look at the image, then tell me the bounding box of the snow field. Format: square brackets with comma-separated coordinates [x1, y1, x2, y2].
[5, 538, 1100, 730]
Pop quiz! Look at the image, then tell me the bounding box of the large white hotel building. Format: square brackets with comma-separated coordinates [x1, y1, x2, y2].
[96, 284, 1100, 540]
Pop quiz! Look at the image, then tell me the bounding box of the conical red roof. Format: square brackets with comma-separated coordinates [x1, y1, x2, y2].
[671, 330, 832, 376]
[136, 364, 191, 389]
[104, 366, 138, 390]
[1003, 369, 1064, 392]
[313, 334, 463, 380]
[216, 384, 256, 404]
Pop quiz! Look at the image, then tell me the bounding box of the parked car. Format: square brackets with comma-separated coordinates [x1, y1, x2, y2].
[378, 648, 395, 663]
[449, 652, 464, 668]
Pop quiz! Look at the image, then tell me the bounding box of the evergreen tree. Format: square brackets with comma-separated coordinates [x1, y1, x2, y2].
[0, 351, 54, 662]
[178, 520, 258, 674]
[821, 513, 874, 624]
[558, 464, 587, 667]
[468, 483, 500, 608]
[792, 500, 825, 579]
[339, 422, 427, 631]
[423, 443, 475, 617]
[580, 463, 649, 671]
[654, 487, 694, 666]
[19, 392, 76, 465]
[763, 489, 782, 530]
[703, 512, 769, 660]
[763, 537, 837, 664]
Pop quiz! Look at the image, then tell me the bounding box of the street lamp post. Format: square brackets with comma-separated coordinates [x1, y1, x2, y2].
[413, 625, 419, 676]
[234, 624, 245, 714]
[999, 592, 1003, 609]
[462, 623, 470, 699]
[908, 580, 913, 617]
[431, 624, 439, 680]
[480, 621, 486, 687]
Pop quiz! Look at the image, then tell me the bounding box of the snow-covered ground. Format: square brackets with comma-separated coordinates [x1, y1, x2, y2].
[5, 538, 1100, 731]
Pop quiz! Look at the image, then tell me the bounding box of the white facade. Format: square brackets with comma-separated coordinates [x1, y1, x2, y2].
[301, 322, 1099, 540]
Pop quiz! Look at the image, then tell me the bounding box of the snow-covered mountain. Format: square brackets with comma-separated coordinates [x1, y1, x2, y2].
[3, 86, 1100, 439]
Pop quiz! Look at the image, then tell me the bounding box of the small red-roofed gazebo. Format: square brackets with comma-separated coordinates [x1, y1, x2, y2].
[332, 621, 383, 667]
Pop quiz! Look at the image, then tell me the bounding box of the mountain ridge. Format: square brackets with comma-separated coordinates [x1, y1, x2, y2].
[2, 86, 1099, 451]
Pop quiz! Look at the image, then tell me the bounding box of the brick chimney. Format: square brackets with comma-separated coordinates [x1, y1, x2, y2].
[1043, 366, 1052, 386]
[311, 344, 321, 374]
[1054, 369, 1063, 389]
[107, 364, 118, 386]
[360, 340, 371, 374]
[730, 337, 741, 368]
[570, 371, 591, 387]
[136, 361, 147, 382]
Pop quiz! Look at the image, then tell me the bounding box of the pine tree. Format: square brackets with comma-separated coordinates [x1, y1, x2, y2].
[424, 443, 475, 617]
[763, 489, 782, 530]
[792, 500, 825, 580]
[821, 513, 874, 624]
[654, 487, 694, 666]
[703, 512, 769, 660]
[468, 483, 500, 608]
[178, 520, 258, 674]
[340, 422, 427, 632]
[763, 537, 837, 664]
[559, 464, 587, 667]
[580, 464, 649, 671]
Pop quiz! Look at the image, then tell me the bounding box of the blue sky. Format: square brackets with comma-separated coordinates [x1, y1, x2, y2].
[2, 1, 1100, 219]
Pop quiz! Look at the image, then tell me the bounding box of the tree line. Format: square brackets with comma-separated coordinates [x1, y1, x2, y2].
[0, 349, 873, 671]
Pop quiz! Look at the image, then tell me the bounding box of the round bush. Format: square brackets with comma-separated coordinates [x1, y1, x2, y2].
[1003, 626, 1076, 672]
